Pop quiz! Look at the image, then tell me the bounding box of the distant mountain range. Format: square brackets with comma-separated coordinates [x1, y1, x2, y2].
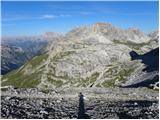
[1, 32, 62, 74]
[1, 23, 159, 89]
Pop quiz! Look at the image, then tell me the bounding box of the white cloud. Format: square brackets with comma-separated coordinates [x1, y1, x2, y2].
[40, 14, 57, 19]
[59, 14, 72, 17]
[2, 14, 72, 22]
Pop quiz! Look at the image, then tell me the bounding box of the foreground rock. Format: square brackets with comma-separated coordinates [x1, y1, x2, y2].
[1, 88, 159, 119]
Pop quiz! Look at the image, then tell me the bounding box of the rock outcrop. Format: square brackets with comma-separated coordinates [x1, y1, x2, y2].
[1, 87, 159, 119]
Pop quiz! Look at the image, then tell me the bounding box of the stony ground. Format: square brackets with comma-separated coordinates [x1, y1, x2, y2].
[1, 87, 159, 119]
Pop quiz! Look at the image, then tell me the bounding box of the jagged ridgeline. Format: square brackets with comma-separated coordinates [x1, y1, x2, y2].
[1, 23, 159, 89]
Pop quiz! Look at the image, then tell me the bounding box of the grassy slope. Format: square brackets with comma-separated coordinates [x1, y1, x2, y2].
[113, 40, 148, 51]
[101, 67, 135, 87]
[1, 54, 48, 88]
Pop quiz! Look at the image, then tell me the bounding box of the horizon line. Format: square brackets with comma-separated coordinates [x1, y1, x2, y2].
[2, 23, 158, 38]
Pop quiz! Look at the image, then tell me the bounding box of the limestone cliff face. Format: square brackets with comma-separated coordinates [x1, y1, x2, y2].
[1, 23, 158, 89]
[66, 22, 150, 43]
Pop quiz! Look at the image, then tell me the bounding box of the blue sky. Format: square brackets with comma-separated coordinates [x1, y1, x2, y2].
[1, 1, 159, 36]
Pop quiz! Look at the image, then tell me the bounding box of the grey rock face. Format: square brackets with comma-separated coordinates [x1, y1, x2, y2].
[66, 23, 150, 43]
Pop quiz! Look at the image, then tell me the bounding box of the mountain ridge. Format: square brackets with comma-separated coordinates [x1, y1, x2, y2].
[1, 22, 159, 90]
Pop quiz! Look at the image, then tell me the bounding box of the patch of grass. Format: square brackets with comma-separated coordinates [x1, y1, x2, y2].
[28, 54, 48, 67]
[102, 67, 135, 87]
[52, 80, 63, 87]
[113, 40, 148, 50]
[41, 89, 50, 94]
[118, 68, 134, 82]
[75, 72, 100, 87]
[47, 75, 63, 87]
[102, 79, 115, 87]
[95, 83, 101, 87]
[52, 51, 75, 62]
[88, 72, 100, 83]
[47, 70, 72, 81]
[2, 70, 41, 88]
[103, 66, 118, 77]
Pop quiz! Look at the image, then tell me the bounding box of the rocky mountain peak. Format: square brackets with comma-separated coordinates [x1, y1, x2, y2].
[92, 22, 116, 34]
[127, 27, 143, 34]
[148, 30, 159, 40]
[66, 22, 150, 44]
